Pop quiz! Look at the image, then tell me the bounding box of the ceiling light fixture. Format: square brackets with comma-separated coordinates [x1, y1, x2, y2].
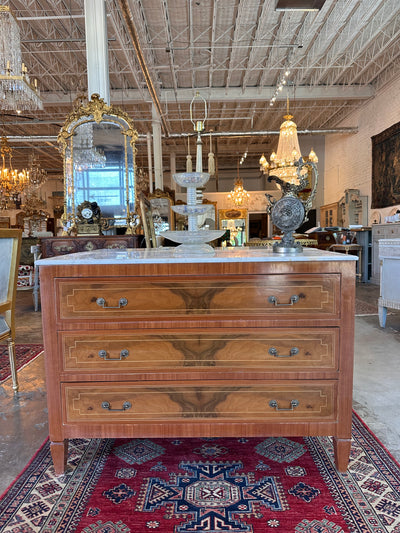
[259, 96, 318, 185]
[0, 135, 31, 209]
[0, 6, 42, 111]
[28, 152, 47, 189]
[227, 159, 250, 207]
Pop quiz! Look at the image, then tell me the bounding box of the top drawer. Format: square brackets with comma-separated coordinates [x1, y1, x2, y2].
[56, 274, 340, 321]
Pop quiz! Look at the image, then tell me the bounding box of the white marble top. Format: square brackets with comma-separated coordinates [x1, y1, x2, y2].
[36, 246, 357, 266]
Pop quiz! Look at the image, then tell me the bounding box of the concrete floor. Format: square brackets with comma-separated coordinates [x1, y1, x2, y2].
[0, 284, 399, 495]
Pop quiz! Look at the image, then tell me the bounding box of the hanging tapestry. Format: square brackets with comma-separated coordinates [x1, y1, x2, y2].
[371, 120, 400, 208]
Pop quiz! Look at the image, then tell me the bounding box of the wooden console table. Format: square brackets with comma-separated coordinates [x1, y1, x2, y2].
[38, 247, 356, 474]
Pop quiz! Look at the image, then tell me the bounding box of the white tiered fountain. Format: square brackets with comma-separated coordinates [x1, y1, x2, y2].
[161, 171, 225, 255]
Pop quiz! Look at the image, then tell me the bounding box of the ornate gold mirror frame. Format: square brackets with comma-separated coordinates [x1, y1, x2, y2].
[138, 193, 157, 248]
[58, 94, 139, 234]
[148, 188, 175, 235]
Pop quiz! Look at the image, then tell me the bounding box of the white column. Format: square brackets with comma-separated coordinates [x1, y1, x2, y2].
[170, 152, 176, 190]
[146, 132, 153, 193]
[84, 0, 110, 104]
[152, 104, 163, 190]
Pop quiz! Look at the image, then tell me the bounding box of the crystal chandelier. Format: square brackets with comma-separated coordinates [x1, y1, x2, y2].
[28, 152, 47, 189]
[0, 6, 42, 111]
[259, 99, 318, 184]
[227, 160, 250, 207]
[71, 123, 106, 171]
[0, 136, 30, 209]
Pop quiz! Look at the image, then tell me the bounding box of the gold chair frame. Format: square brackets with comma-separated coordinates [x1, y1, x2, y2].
[0, 229, 22, 392]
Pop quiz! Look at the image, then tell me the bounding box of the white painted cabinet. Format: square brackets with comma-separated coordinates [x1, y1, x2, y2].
[378, 238, 400, 327]
[371, 224, 400, 283]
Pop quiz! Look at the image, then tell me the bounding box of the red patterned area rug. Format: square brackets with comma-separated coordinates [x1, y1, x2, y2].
[0, 344, 43, 384]
[1, 413, 399, 533]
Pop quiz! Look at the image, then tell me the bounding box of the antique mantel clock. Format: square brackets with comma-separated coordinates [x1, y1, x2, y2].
[76, 201, 102, 235]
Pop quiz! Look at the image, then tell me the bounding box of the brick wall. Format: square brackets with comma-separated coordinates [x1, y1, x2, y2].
[324, 75, 400, 222]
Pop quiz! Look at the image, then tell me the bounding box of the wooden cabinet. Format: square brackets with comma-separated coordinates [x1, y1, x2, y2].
[320, 202, 339, 228]
[40, 234, 141, 258]
[38, 249, 356, 474]
[371, 224, 400, 283]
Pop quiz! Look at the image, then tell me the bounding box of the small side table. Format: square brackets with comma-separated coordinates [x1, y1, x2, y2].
[328, 244, 362, 280]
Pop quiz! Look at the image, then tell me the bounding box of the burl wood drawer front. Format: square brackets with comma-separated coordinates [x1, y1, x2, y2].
[60, 329, 338, 371]
[63, 382, 336, 422]
[57, 275, 340, 319]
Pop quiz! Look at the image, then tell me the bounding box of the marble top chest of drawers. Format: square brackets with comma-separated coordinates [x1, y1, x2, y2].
[37, 247, 356, 474]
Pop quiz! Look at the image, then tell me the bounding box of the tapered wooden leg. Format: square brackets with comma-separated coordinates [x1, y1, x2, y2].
[333, 437, 352, 472]
[7, 339, 18, 393]
[50, 440, 68, 475]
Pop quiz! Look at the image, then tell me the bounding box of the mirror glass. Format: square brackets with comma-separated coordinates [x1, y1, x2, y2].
[148, 190, 175, 235]
[218, 208, 248, 246]
[60, 95, 138, 233]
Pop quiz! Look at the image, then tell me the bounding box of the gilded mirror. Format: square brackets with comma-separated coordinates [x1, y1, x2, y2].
[218, 208, 248, 246]
[58, 94, 138, 234]
[148, 189, 175, 235]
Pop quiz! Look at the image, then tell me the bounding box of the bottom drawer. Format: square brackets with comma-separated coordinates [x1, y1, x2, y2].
[63, 381, 336, 422]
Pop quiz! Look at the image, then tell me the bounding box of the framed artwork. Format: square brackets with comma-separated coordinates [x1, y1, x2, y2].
[371, 121, 400, 209]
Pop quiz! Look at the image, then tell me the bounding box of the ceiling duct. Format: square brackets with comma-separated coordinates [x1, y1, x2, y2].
[275, 0, 327, 11]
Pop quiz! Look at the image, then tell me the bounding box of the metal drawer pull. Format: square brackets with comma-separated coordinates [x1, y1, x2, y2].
[269, 399, 299, 411]
[268, 347, 299, 358]
[102, 401, 132, 411]
[268, 295, 299, 307]
[98, 349, 129, 361]
[96, 297, 128, 309]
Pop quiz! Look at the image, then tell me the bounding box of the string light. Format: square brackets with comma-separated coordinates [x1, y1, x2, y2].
[270, 69, 291, 106]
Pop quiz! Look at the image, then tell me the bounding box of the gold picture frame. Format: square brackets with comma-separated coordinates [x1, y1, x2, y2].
[138, 193, 157, 248]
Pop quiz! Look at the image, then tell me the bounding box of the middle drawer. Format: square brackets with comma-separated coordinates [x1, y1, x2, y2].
[60, 329, 338, 372]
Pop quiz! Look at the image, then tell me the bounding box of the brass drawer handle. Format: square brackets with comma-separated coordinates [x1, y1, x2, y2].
[269, 399, 299, 411]
[98, 349, 129, 361]
[101, 401, 132, 411]
[96, 297, 128, 309]
[268, 347, 299, 358]
[268, 295, 299, 307]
